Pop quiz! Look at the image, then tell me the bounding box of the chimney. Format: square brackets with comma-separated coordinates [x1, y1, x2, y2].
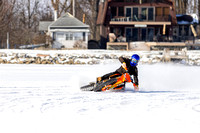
[54, 10, 57, 21]
[83, 14, 85, 23]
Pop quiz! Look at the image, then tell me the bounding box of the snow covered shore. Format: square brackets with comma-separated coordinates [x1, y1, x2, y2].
[0, 49, 200, 65]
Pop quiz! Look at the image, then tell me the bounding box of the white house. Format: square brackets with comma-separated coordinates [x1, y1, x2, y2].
[39, 12, 90, 49]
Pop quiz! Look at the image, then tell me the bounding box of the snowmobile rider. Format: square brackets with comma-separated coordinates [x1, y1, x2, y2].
[97, 54, 140, 91]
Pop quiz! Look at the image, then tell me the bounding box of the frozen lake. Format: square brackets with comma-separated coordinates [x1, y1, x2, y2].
[0, 63, 200, 133]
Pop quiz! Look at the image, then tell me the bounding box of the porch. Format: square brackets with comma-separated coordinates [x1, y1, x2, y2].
[109, 25, 170, 43]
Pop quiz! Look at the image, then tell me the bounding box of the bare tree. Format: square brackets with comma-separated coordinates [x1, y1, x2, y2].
[51, 0, 71, 17]
[75, 0, 100, 40]
[199, 0, 200, 19]
[198, 0, 200, 37]
[16, 0, 40, 30]
[9, 0, 42, 46]
[193, 0, 197, 13]
[182, 0, 188, 14]
[0, 0, 16, 48]
[0, 0, 15, 28]
[39, 3, 54, 21]
[88, 0, 100, 40]
[175, 0, 188, 14]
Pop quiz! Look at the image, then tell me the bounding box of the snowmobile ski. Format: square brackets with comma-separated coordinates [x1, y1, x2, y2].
[80, 82, 95, 91]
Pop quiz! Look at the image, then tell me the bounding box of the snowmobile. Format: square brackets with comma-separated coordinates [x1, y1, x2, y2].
[80, 71, 138, 92]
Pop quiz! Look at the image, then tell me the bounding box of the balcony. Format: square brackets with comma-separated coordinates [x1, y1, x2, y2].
[110, 15, 172, 25]
[112, 0, 157, 3]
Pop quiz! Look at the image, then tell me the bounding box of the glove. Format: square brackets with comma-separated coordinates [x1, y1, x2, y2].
[122, 62, 127, 71]
[133, 83, 139, 91]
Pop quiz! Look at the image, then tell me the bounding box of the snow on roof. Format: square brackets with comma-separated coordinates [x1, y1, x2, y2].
[176, 14, 199, 25]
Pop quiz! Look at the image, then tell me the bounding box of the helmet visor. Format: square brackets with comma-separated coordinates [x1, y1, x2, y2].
[131, 58, 139, 64]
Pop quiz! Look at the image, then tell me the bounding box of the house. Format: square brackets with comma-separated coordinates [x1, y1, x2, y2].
[96, 0, 177, 49]
[39, 12, 90, 49]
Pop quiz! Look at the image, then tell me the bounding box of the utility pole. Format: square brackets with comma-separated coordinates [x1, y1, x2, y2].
[73, 0, 75, 17]
[7, 32, 9, 49]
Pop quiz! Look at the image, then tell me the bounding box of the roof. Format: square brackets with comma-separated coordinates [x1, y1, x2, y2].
[50, 12, 89, 28]
[39, 21, 52, 31]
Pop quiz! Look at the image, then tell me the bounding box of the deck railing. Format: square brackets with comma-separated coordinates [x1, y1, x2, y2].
[111, 15, 171, 22]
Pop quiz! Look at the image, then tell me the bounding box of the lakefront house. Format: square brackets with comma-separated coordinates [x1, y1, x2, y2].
[96, 0, 178, 49]
[39, 12, 90, 49]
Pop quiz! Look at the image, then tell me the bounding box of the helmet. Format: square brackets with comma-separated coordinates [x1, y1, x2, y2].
[130, 54, 140, 66]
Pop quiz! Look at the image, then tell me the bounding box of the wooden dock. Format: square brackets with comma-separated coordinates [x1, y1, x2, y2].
[107, 42, 129, 50]
[146, 42, 186, 50]
[162, 48, 188, 62]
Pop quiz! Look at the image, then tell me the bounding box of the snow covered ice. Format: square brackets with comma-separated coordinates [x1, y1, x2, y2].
[0, 63, 200, 133]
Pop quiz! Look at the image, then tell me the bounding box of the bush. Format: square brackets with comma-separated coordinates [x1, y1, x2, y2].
[73, 40, 87, 49]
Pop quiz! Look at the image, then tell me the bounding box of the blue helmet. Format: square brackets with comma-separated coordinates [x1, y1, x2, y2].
[130, 54, 140, 66]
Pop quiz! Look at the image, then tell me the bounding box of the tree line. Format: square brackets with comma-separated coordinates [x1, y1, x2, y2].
[0, 0, 100, 48]
[175, 0, 200, 15]
[0, 0, 199, 48]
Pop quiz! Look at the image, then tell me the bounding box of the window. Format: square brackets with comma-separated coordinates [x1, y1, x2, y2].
[141, 8, 147, 20]
[126, 28, 132, 41]
[163, 7, 169, 16]
[66, 34, 69, 40]
[126, 7, 154, 21]
[148, 28, 154, 41]
[57, 33, 64, 37]
[148, 8, 153, 21]
[142, 0, 148, 3]
[126, 7, 139, 21]
[132, 28, 138, 41]
[83, 32, 86, 41]
[141, 28, 147, 41]
[111, 7, 117, 18]
[118, 7, 124, 16]
[74, 33, 82, 40]
[66, 33, 73, 40]
[133, 8, 138, 21]
[57, 33, 64, 41]
[126, 8, 131, 17]
[156, 7, 162, 16]
[69, 33, 73, 40]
